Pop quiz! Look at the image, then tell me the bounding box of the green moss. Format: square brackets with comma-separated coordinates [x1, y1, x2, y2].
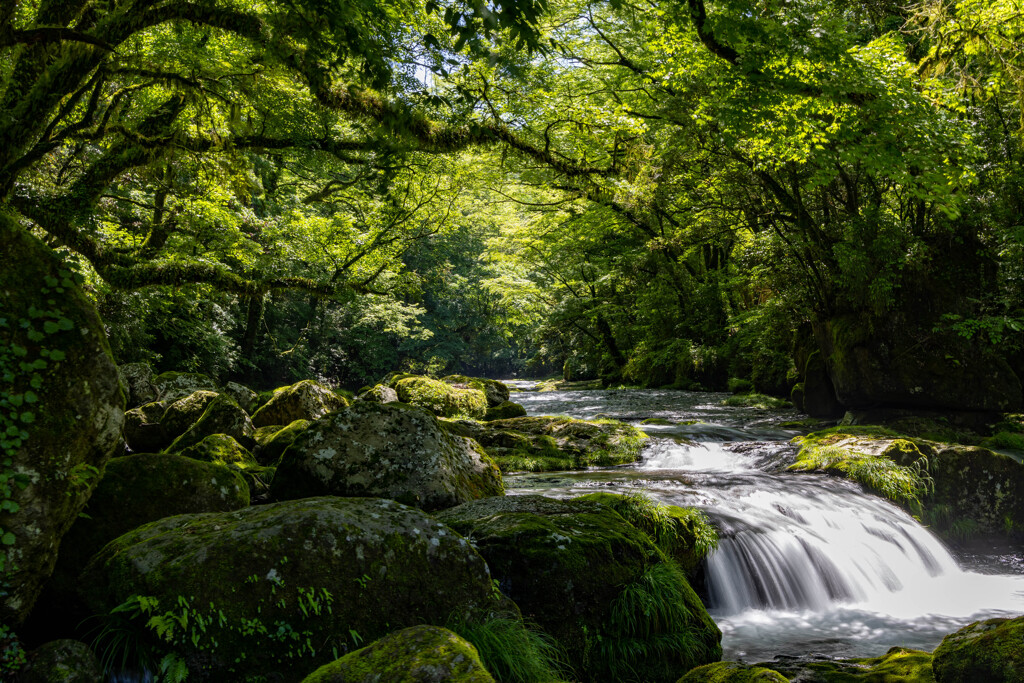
[436, 496, 720, 683]
[763, 647, 934, 682]
[778, 418, 825, 430]
[301, 625, 495, 683]
[679, 661, 790, 682]
[394, 376, 488, 419]
[251, 380, 349, 428]
[980, 431, 1024, 452]
[253, 419, 311, 465]
[574, 492, 718, 571]
[483, 401, 528, 421]
[721, 394, 791, 409]
[932, 615, 1024, 682]
[789, 437, 929, 508]
[641, 418, 677, 426]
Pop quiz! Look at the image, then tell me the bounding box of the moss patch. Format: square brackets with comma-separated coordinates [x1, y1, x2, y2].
[680, 661, 790, 682]
[762, 647, 934, 682]
[393, 376, 488, 419]
[721, 393, 792, 410]
[932, 615, 1024, 683]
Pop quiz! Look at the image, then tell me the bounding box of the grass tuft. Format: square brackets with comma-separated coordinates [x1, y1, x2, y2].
[448, 615, 567, 683]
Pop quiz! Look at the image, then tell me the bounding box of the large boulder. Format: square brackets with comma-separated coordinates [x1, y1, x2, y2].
[221, 380, 259, 413]
[24, 453, 249, 641]
[271, 403, 503, 511]
[165, 393, 255, 452]
[436, 495, 721, 682]
[761, 646, 933, 682]
[79, 497, 506, 682]
[441, 375, 510, 407]
[932, 616, 1024, 683]
[357, 384, 399, 404]
[793, 428, 1024, 534]
[0, 216, 125, 626]
[392, 376, 488, 419]
[152, 371, 217, 402]
[251, 379, 349, 427]
[300, 625, 495, 683]
[159, 390, 219, 444]
[118, 362, 158, 408]
[446, 416, 647, 472]
[123, 400, 168, 453]
[816, 313, 1022, 413]
[253, 419, 311, 465]
[482, 401, 527, 421]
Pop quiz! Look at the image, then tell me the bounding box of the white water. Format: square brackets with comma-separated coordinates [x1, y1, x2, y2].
[505, 386, 1024, 661]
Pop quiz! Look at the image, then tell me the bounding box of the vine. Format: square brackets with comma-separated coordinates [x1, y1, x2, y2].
[0, 265, 79, 675]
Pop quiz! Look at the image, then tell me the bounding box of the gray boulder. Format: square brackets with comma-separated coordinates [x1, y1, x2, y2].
[271, 402, 503, 511]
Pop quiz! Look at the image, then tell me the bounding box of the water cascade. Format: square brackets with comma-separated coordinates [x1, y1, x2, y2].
[506, 386, 1024, 661]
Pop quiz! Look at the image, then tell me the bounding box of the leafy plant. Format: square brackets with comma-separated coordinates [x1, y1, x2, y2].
[448, 614, 567, 683]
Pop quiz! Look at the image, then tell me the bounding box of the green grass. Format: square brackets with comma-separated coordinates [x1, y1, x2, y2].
[597, 561, 714, 681]
[447, 615, 567, 683]
[789, 443, 929, 508]
[981, 431, 1024, 451]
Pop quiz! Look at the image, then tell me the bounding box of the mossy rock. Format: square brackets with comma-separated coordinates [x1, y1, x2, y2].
[802, 351, 844, 418]
[678, 661, 789, 682]
[165, 393, 255, 452]
[271, 403, 503, 511]
[159, 390, 219, 444]
[221, 380, 259, 413]
[356, 384, 399, 404]
[574, 492, 718, 574]
[301, 625, 495, 683]
[448, 416, 647, 472]
[251, 379, 349, 427]
[79, 497, 507, 682]
[793, 427, 1024, 534]
[118, 362, 158, 409]
[721, 393, 792, 410]
[123, 401, 169, 453]
[442, 375, 511, 407]
[0, 215, 125, 626]
[17, 639, 103, 683]
[253, 419, 311, 465]
[763, 647, 934, 682]
[482, 401, 527, 421]
[641, 417, 678, 426]
[932, 615, 1024, 682]
[392, 376, 488, 419]
[152, 371, 217, 402]
[29, 453, 249, 637]
[435, 495, 721, 682]
[175, 433, 257, 468]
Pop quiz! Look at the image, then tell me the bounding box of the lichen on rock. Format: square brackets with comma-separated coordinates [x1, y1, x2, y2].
[271, 402, 503, 511]
[251, 379, 349, 427]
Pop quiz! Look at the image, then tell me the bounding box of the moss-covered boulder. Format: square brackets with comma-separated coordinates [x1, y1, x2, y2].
[29, 453, 249, 637]
[357, 384, 399, 404]
[442, 375, 510, 407]
[762, 647, 934, 682]
[118, 362, 158, 409]
[574, 492, 718, 574]
[436, 495, 721, 682]
[253, 419, 311, 465]
[0, 216, 125, 626]
[301, 625, 496, 683]
[792, 427, 1024, 534]
[159, 390, 219, 443]
[79, 497, 506, 682]
[17, 639, 103, 683]
[678, 662, 789, 682]
[932, 616, 1024, 683]
[272, 403, 503, 511]
[165, 394, 255, 452]
[152, 371, 217, 402]
[123, 400, 168, 453]
[392, 376, 488, 419]
[482, 401, 527, 421]
[221, 380, 259, 413]
[447, 416, 647, 472]
[251, 379, 349, 427]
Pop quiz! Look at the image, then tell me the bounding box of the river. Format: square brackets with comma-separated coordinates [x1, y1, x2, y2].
[504, 384, 1024, 663]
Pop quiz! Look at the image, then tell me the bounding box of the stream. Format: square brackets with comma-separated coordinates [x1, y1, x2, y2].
[503, 384, 1024, 663]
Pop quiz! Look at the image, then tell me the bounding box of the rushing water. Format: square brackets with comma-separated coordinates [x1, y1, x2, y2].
[503, 384, 1024, 662]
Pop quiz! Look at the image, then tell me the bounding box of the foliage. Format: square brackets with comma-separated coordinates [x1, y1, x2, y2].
[790, 443, 931, 508]
[447, 615, 566, 683]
